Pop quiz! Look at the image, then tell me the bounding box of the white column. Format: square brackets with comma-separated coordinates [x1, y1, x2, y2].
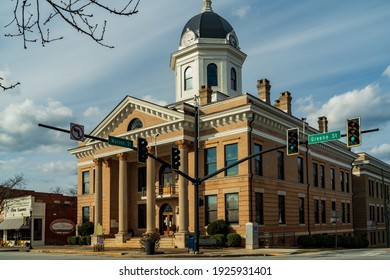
[146, 147, 156, 234]
[116, 153, 128, 242]
[93, 158, 102, 231]
[178, 140, 189, 233]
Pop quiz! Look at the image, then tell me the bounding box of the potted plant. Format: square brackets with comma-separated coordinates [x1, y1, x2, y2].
[140, 232, 160, 255]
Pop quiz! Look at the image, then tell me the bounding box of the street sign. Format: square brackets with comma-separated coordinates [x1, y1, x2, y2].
[108, 136, 133, 149]
[70, 123, 85, 141]
[308, 131, 341, 145]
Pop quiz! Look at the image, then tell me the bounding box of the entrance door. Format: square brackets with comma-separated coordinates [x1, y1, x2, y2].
[160, 204, 173, 235]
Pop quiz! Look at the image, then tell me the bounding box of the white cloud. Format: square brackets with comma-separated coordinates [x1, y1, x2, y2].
[232, 5, 251, 19]
[40, 161, 77, 176]
[370, 144, 390, 161]
[297, 84, 390, 131]
[382, 65, 390, 78]
[83, 106, 101, 117]
[0, 98, 73, 152]
[142, 95, 168, 106]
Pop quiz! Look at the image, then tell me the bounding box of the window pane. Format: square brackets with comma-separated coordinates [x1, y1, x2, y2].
[225, 193, 239, 224]
[82, 171, 90, 194]
[206, 195, 218, 225]
[205, 147, 217, 176]
[225, 144, 238, 176]
[207, 64, 218, 86]
[230, 67, 237, 90]
[254, 144, 263, 176]
[184, 67, 193, 90]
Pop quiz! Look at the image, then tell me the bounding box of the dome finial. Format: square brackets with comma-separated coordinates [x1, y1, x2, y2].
[202, 0, 213, 12]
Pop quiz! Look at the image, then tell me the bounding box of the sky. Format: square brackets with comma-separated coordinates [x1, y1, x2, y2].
[1, 0, 390, 193]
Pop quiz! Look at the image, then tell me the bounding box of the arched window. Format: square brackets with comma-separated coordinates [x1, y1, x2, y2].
[159, 166, 173, 187]
[127, 118, 143, 131]
[230, 67, 237, 91]
[184, 67, 193, 90]
[207, 63, 218, 86]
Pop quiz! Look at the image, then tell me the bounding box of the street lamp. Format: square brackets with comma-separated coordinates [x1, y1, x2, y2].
[29, 207, 33, 250]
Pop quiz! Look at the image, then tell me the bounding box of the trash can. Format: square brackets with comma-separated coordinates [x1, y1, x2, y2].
[145, 240, 155, 255]
[187, 235, 194, 252]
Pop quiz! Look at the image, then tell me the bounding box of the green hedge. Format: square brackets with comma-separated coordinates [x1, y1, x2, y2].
[226, 233, 242, 247]
[297, 234, 368, 249]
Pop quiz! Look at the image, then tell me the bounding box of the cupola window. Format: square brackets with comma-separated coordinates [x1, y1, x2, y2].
[127, 118, 143, 131]
[184, 67, 193, 90]
[230, 67, 237, 91]
[207, 63, 218, 86]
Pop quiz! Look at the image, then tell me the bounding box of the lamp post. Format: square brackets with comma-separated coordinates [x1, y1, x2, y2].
[29, 207, 33, 250]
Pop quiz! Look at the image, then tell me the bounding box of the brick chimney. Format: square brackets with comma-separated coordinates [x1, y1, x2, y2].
[274, 91, 292, 115]
[318, 116, 328, 132]
[257, 78, 271, 104]
[199, 85, 212, 106]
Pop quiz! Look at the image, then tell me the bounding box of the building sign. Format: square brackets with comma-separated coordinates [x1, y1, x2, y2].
[4, 196, 32, 219]
[50, 219, 75, 235]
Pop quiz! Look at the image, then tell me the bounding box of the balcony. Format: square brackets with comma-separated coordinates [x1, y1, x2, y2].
[141, 183, 178, 200]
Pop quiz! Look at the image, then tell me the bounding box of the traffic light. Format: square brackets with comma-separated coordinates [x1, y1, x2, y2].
[346, 117, 361, 147]
[287, 128, 299, 156]
[137, 137, 148, 163]
[171, 147, 181, 170]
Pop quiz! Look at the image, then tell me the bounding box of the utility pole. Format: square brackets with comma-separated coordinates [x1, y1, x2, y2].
[193, 96, 200, 254]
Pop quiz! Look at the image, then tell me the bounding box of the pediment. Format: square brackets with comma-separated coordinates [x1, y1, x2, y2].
[87, 96, 184, 143]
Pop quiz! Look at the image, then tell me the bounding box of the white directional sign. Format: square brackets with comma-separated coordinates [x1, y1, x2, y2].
[70, 123, 85, 141]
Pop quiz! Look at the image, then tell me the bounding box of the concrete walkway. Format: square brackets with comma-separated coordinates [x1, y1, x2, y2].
[1, 245, 306, 258]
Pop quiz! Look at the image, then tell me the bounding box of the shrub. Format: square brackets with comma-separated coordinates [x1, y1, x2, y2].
[312, 234, 328, 248]
[297, 235, 316, 248]
[226, 233, 242, 247]
[207, 219, 230, 236]
[67, 236, 80, 245]
[78, 221, 94, 237]
[213, 234, 227, 247]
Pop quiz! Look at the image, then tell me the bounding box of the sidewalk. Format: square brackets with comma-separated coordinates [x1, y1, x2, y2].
[8, 245, 305, 258]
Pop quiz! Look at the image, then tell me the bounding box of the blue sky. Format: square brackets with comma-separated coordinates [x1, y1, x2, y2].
[1, 0, 390, 193]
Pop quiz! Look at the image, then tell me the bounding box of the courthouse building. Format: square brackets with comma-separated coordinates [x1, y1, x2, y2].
[70, 0, 356, 247]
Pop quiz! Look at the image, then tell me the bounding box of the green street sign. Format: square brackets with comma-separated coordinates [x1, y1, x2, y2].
[108, 136, 133, 149]
[308, 131, 341, 145]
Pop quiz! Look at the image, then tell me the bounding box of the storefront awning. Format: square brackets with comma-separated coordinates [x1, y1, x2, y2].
[0, 218, 24, 230]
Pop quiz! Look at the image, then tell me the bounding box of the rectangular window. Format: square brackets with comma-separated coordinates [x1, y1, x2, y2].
[320, 165, 325, 188]
[330, 168, 335, 190]
[255, 192, 264, 225]
[138, 167, 146, 192]
[137, 204, 146, 228]
[341, 203, 346, 223]
[299, 197, 305, 224]
[277, 151, 285, 180]
[225, 193, 239, 224]
[82, 171, 90, 194]
[205, 147, 217, 176]
[297, 157, 304, 184]
[278, 195, 286, 224]
[347, 203, 350, 223]
[345, 173, 350, 192]
[313, 163, 318, 187]
[254, 144, 263, 176]
[33, 218, 43, 241]
[340, 171, 345, 192]
[82, 206, 90, 224]
[331, 201, 336, 222]
[314, 199, 320, 224]
[205, 195, 218, 225]
[321, 200, 326, 224]
[224, 144, 238, 176]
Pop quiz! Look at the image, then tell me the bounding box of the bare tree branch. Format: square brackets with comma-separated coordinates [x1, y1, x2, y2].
[1, 0, 140, 91]
[4, 0, 141, 49]
[0, 77, 21, 91]
[0, 174, 26, 213]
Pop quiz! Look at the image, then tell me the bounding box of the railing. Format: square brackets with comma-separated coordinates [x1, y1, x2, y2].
[141, 184, 177, 198]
